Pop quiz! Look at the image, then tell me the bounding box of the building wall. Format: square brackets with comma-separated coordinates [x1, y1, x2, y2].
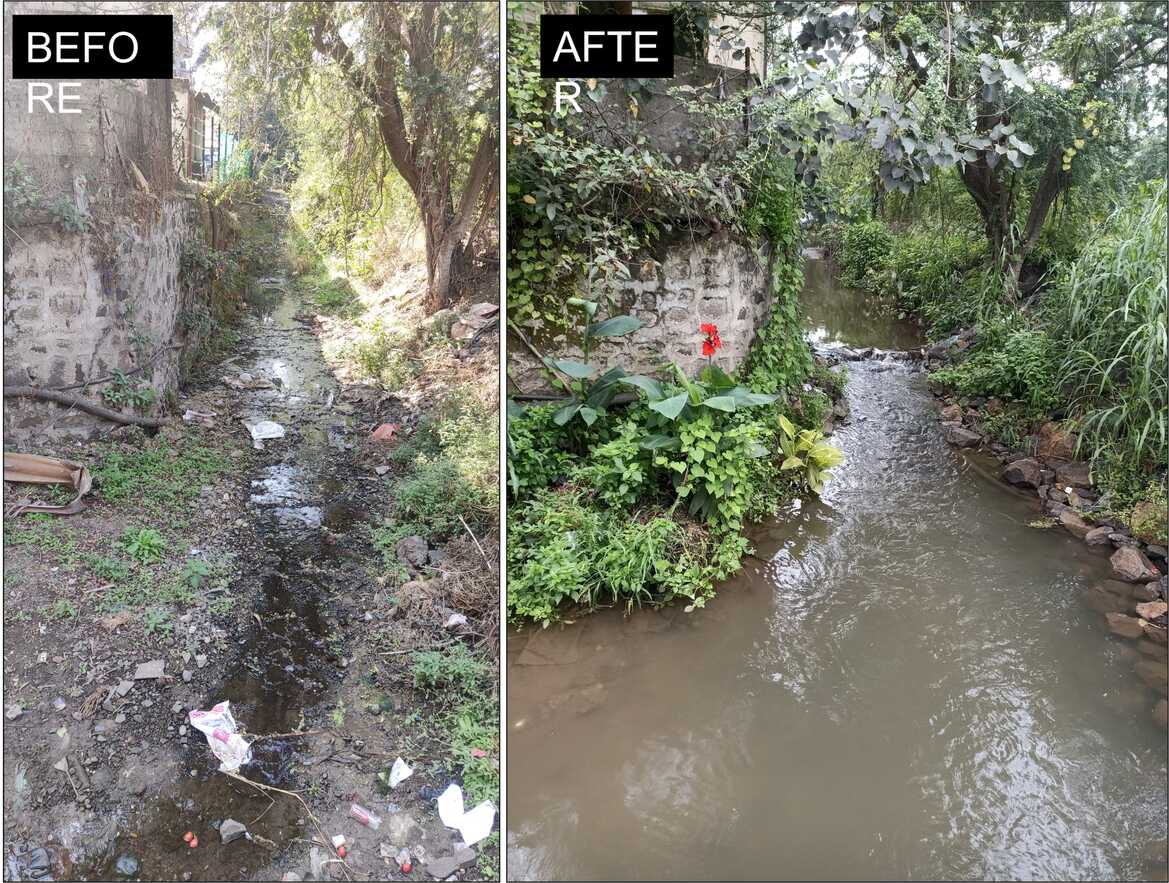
[509, 231, 773, 393]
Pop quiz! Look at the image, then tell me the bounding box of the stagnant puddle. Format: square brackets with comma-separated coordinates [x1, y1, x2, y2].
[84, 277, 366, 881]
[506, 257, 1168, 881]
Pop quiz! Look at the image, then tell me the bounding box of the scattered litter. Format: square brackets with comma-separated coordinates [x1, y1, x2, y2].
[224, 372, 275, 391]
[36, 652, 48, 664]
[374, 465, 391, 476]
[52, 698, 67, 712]
[470, 748, 488, 759]
[220, 819, 247, 843]
[4, 452, 93, 516]
[195, 654, 209, 669]
[114, 855, 139, 878]
[243, 419, 286, 450]
[182, 409, 217, 426]
[309, 847, 326, 879]
[53, 757, 68, 773]
[443, 612, 469, 630]
[350, 803, 382, 829]
[133, 659, 165, 680]
[331, 834, 346, 850]
[436, 783, 496, 847]
[114, 679, 134, 697]
[337, 845, 347, 859]
[189, 836, 199, 849]
[396, 847, 412, 873]
[370, 422, 401, 443]
[183, 831, 194, 844]
[389, 756, 413, 788]
[5, 704, 23, 721]
[188, 701, 253, 773]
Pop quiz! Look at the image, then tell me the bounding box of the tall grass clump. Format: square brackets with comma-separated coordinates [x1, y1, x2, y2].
[1048, 180, 1167, 469]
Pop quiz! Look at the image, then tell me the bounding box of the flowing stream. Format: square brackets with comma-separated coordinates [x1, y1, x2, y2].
[506, 255, 1168, 881]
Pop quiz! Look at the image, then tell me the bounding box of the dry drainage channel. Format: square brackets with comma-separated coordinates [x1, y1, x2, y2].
[86, 276, 368, 881]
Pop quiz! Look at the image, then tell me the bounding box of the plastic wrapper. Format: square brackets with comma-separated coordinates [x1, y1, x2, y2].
[188, 701, 253, 773]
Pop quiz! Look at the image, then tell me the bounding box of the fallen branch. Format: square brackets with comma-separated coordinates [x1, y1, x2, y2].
[458, 514, 492, 570]
[4, 386, 165, 428]
[226, 771, 353, 881]
[54, 344, 183, 391]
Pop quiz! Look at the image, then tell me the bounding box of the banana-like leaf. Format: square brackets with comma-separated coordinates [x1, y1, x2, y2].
[588, 315, 642, 337]
[620, 375, 665, 401]
[649, 392, 688, 420]
[702, 395, 737, 412]
[553, 401, 582, 425]
[778, 413, 797, 438]
[550, 359, 599, 379]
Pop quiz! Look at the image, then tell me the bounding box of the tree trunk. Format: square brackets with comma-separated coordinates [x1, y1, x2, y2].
[310, 9, 498, 316]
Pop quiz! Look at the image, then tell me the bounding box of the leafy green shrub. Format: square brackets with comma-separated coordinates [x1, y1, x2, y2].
[777, 415, 844, 494]
[436, 395, 499, 502]
[839, 221, 893, 287]
[393, 460, 487, 540]
[449, 702, 499, 805]
[1129, 481, 1168, 546]
[568, 420, 650, 509]
[744, 160, 800, 255]
[507, 402, 575, 499]
[411, 643, 487, 694]
[346, 319, 417, 390]
[886, 232, 988, 333]
[119, 527, 167, 564]
[506, 488, 733, 625]
[4, 163, 41, 224]
[930, 320, 1058, 411]
[300, 272, 359, 316]
[84, 554, 131, 583]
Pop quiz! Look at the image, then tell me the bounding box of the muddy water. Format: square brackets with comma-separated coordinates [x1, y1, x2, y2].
[90, 278, 365, 881]
[506, 258, 1168, 881]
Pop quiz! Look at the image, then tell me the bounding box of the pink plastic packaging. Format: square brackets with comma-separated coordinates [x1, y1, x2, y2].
[350, 803, 382, 829]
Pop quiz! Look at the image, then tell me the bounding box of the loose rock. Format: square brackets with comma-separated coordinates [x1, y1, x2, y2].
[1054, 461, 1092, 489]
[133, 660, 165, 680]
[1111, 546, 1160, 583]
[396, 535, 429, 570]
[943, 424, 981, 448]
[1136, 601, 1168, 621]
[1003, 458, 1042, 488]
[424, 847, 476, 879]
[1058, 509, 1091, 541]
[220, 819, 247, 844]
[1084, 526, 1113, 547]
[1105, 612, 1145, 639]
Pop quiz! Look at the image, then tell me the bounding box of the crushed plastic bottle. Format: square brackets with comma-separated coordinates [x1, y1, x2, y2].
[396, 847, 412, 873]
[349, 803, 382, 830]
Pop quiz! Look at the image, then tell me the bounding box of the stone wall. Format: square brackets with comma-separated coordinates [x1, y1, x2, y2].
[2, 2, 221, 445]
[580, 56, 753, 171]
[509, 231, 773, 393]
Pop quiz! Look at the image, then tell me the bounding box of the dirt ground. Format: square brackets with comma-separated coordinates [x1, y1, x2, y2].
[3, 224, 500, 881]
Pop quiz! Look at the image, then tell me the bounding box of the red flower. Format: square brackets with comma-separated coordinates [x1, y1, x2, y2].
[700, 323, 722, 357]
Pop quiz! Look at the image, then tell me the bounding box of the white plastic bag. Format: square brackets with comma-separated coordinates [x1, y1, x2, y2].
[243, 419, 285, 450]
[188, 701, 253, 773]
[389, 756, 413, 788]
[436, 783, 495, 847]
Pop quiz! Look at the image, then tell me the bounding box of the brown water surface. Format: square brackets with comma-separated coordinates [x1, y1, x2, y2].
[506, 257, 1168, 881]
